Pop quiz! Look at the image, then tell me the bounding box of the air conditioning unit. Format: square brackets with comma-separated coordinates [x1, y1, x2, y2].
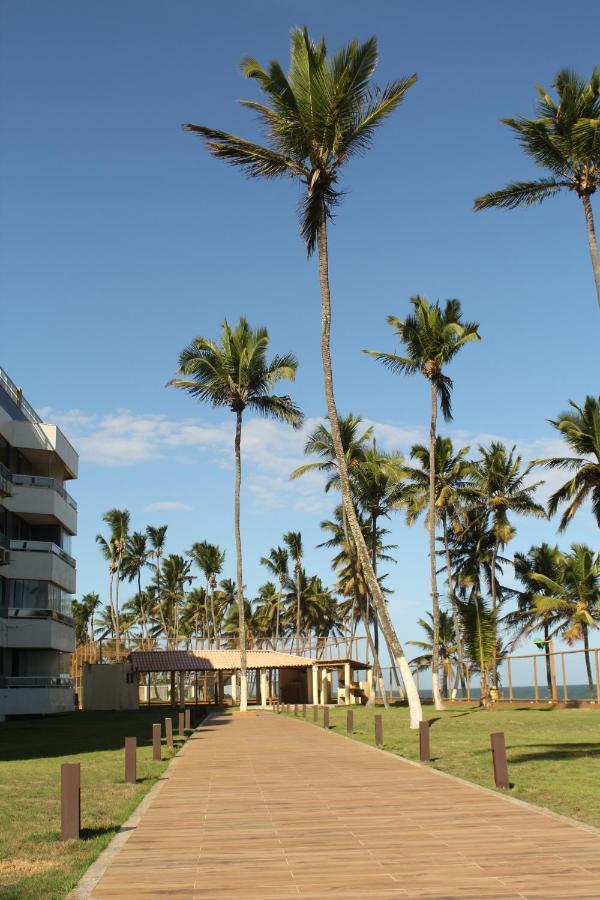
[0, 548, 10, 565]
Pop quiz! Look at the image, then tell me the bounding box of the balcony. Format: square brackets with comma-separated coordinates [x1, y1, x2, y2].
[4, 474, 77, 535]
[0, 677, 74, 716]
[4, 615, 75, 652]
[4, 541, 76, 594]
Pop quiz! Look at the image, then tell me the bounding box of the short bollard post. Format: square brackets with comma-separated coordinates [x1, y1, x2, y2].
[152, 723, 161, 761]
[61, 762, 80, 840]
[347, 710, 353, 734]
[294, 703, 298, 717]
[374, 714, 383, 748]
[178, 712, 185, 737]
[302, 704, 306, 718]
[323, 707, 330, 729]
[419, 720, 430, 762]
[165, 717, 173, 749]
[125, 737, 137, 784]
[491, 732, 510, 789]
[313, 705, 318, 721]
[185, 708, 191, 730]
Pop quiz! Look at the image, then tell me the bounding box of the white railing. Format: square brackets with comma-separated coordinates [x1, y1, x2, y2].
[1, 675, 73, 688]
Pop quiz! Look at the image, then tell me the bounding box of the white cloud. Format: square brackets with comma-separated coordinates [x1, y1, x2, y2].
[144, 501, 193, 512]
[44, 405, 579, 517]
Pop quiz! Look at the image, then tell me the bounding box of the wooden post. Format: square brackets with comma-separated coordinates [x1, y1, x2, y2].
[178, 712, 185, 737]
[61, 762, 80, 840]
[185, 708, 191, 730]
[165, 717, 173, 749]
[419, 720, 430, 762]
[490, 732, 510, 789]
[294, 703, 298, 717]
[125, 737, 136, 784]
[313, 705, 318, 722]
[549, 640, 558, 703]
[323, 707, 329, 729]
[374, 714, 383, 748]
[152, 723, 161, 761]
[346, 710, 353, 734]
[302, 704, 306, 717]
[561, 653, 568, 703]
[533, 655, 539, 703]
[507, 658, 513, 703]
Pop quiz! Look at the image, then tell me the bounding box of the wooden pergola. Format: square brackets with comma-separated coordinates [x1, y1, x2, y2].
[128, 649, 372, 707]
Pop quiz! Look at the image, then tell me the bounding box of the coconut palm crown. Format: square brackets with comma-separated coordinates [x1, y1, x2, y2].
[183, 28, 416, 254]
[474, 68, 600, 306]
[536, 395, 600, 531]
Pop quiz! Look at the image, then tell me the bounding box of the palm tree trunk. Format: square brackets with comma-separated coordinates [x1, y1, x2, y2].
[583, 624, 594, 697]
[295, 567, 301, 655]
[490, 538, 499, 692]
[428, 381, 444, 711]
[369, 512, 390, 708]
[442, 514, 466, 695]
[276, 577, 282, 647]
[234, 409, 248, 711]
[544, 623, 553, 697]
[114, 567, 121, 661]
[581, 195, 600, 309]
[316, 203, 422, 727]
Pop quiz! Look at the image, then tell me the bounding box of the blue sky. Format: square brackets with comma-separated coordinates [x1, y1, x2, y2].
[1, 1, 598, 675]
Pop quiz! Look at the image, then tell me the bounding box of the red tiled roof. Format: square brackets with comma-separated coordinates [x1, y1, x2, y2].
[129, 649, 315, 672]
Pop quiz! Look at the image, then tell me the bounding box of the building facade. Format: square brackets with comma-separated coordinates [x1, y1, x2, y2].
[0, 367, 78, 717]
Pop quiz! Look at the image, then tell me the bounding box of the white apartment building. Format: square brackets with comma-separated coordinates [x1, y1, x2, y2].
[0, 367, 78, 717]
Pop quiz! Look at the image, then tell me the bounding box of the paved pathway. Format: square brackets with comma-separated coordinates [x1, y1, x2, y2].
[89, 711, 600, 899]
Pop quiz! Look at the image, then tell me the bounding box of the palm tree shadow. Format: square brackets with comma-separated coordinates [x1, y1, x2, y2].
[510, 742, 600, 763]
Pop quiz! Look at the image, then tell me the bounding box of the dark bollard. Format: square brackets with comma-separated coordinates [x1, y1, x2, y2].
[185, 708, 191, 730]
[125, 737, 137, 784]
[491, 732, 510, 789]
[178, 712, 185, 737]
[152, 723, 161, 761]
[419, 720, 430, 762]
[61, 762, 80, 840]
[294, 703, 298, 717]
[323, 707, 330, 729]
[165, 717, 173, 749]
[374, 714, 383, 748]
[313, 705, 318, 722]
[302, 704, 306, 718]
[347, 710, 353, 734]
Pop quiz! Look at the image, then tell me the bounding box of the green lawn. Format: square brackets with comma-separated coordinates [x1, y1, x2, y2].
[285, 704, 600, 829]
[0, 707, 202, 899]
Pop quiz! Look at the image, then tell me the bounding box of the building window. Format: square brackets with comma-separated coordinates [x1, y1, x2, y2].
[7, 580, 74, 618]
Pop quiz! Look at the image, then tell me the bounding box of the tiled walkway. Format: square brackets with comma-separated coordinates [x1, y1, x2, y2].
[89, 711, 600, 898]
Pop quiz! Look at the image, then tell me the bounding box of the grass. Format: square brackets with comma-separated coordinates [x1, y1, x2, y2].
[284, 704, 600, 829]
[0, 707, 202, 899]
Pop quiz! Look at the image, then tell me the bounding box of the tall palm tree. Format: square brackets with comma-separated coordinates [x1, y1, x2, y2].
[181, 586, 209, 649]
[405, 437, 472, 692]
[160, 554, 194, 648]
[95, 508, 130, 660]
[366, 296, 480, 709]
[184, 28, 423, 726]
[188, 541, 226, 648]
[290, 414, 373, 491]
[475, 68, 600, 308]
[536, 396, 600, 530]
[532, 544, 600, 696]
[468, 442, 546, 686]
[80, 592, 100, 643]
[254, 581, 280, 647]
[408, 611, 457, 699]
[146, 525, 169, 645]
[122, 531, 150, 646]
[259, 546, 289, 645]
[169, 318, 302, 710]
[508, 543, 565, 696]
[283, 531, 303, 654]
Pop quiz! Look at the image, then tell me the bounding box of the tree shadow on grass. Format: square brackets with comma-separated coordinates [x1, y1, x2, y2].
[509, 742, 600, 763]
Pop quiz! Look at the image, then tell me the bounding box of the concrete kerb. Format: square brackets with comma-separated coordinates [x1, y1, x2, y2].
[66, 719, 206, 900]
[277, 707, 600, 839]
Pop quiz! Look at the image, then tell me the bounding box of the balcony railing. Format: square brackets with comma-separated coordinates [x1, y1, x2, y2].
[0, 462, 11, 496]
[11, 473, 77, 510]
[9, 540, 76, 568]
[0, 675, 73, 689]
[0, 366, 44, 424]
